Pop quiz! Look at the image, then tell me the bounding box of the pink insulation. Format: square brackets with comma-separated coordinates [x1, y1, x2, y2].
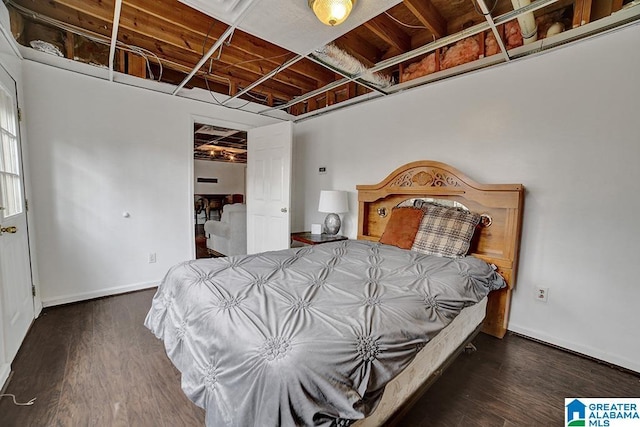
[401, 53, 437, 82]
[485, 21, 523, 58]
[441, 37, 481, 70]
[504, 20, 524, 48]
[485, 32, 500, 57]
[400, 37, 481, 82]
[399, 8, 569, 83]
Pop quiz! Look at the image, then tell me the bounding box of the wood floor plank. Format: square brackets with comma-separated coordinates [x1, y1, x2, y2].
[458, 410, 507, 427]
[90, 301, 131, 427]
[2, 290, 638, 427]
[0, 306, 86, 426]
[0, 373, 61, 427]
[462, 370, 559, 424]
[400, 393, 466, 427]
[53, 312, 94, 427]
[399, 333, 640, 426]
[120, 348, 165, 427]
[145, 351, 205, 426]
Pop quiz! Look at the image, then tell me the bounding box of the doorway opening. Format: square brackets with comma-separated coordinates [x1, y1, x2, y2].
[193, 123, 247, 259]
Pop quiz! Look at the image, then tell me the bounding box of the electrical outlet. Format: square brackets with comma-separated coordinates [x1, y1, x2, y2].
[148, 252, 157, 263]
[536, 287, 549, 302]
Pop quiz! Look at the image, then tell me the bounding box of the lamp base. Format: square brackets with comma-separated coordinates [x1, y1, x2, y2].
[324, 213, 341, 235]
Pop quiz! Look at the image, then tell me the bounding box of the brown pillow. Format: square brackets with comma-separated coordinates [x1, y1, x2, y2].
[379, 207, 425, 249]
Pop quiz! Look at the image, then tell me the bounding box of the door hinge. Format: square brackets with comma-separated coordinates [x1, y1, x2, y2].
[32, 285, 36, 297]
[25, 199, 28, 212]
[17, 107, 22, 122]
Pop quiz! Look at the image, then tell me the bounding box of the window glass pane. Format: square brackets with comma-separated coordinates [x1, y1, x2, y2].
[1, 132, 19, 174]
[0, 90, 8, 132]
[2, 132, 9, 172]
[10, 134, 18, 174]
[0, 131, 4, 173]
[0, 87, 16, 137]
[1, 173, 23, 217]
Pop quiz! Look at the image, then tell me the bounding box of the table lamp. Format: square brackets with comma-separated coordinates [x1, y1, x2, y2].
[318, 190, 348, 235]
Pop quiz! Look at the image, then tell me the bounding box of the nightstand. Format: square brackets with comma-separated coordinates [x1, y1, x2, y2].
[291, 232, 348, 246]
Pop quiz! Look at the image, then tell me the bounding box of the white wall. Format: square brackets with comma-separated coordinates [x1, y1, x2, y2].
[194, 159, 245, 196]
[293, 23, 640, 372]
[23, 61, 278, 306]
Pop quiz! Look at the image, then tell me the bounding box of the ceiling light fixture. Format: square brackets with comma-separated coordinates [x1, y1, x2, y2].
[308, 0, 356, 26]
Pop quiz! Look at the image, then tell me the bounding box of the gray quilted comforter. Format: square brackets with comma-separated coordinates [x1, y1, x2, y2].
[145, 240, 505, 426]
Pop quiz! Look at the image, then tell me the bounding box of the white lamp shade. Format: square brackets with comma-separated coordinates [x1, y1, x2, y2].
[318, 190, 348, 213]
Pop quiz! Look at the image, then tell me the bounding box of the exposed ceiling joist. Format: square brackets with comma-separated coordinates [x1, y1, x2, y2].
[402, 0, 447, 38]
[173, 24, 236, 95]
[45, 0, 326, 92]
[333, 34, 380, 68]
[223, 54, 304, 104]
[364, 14, 412, 53]
[11, 0, 639, 120]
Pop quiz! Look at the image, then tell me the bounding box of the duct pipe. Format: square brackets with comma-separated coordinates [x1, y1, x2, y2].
[511, 0, 538, 44]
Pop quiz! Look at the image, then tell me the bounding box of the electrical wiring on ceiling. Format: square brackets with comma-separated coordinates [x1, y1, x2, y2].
[8, 1, 163, 81]
[199, 23, 299, 109]
[11, 0, 288, 110]
[384, 11, 428, 30]
[471, 0, 499, 16]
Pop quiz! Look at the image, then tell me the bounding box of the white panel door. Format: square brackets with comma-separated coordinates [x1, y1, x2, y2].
[246, 121, 292, 254]
[0, 65, 34, 364]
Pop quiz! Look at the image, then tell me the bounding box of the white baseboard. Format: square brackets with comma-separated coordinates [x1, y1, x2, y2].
[508, 323, 639, 374]
[41, 281, 159, 308]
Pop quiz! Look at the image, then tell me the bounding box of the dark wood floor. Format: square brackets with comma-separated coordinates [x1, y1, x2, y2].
[195, 224, 212, 259]
[1, 289, 638, 427]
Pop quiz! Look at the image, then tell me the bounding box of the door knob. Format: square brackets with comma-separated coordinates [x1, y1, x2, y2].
[0, 225, 17, 234]
[281, 207, 288, 213]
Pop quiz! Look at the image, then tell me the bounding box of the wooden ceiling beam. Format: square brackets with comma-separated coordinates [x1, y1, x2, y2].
[14, 3, 303, 100]
[443, 0, 516, 35]
[14, 0, 304, 93]
[127, 39, 303, 100]
[42, 0, 316, 93]
[154, 65, 228, 93]
[402, 0, 447, 38]
[332, 33, 381, 68]
[122, 0, 335, 85]
[151, 59, 298, 103]
[380, 47, 403, 61]
[122, 1, 319, 89]
[364, 14, 412, 52]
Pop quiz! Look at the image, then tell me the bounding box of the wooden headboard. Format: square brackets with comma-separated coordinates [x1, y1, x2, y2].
[356, 160, 524, 338]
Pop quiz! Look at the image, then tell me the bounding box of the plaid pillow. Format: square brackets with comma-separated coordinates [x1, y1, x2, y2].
[411, 202, 481, 258]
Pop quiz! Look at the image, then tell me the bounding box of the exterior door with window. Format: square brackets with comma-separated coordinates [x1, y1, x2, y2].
[246, 121, 292, 254]
[0, 65, 34, 364]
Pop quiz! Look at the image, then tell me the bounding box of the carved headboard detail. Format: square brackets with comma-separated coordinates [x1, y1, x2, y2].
[391, 168, 461, 188]
[357, 160, 524, 338]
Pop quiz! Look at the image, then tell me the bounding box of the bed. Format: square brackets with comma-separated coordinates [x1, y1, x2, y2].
[145, 160, 524, 426]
